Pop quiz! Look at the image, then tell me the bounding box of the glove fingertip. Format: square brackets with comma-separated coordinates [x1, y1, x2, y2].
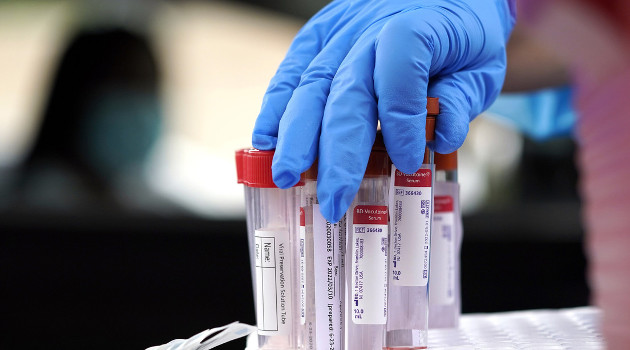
[272, 168, 300, 189]
[317, 182, 355, 224]
[433, 131, 464, 154]
[383, 130, 426, 175]
[252, 134, 277, 151]
[431, 108, 469, 154]
[319, 198, 346, 224]
[391, 156, 422, 175]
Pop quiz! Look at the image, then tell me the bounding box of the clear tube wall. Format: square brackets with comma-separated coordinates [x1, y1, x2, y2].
[385, 100, 439, 349]
[429, 151, 461, 329]
[385, 151, 434, 349]
[300, 174, 317, 350]
[302, 163, 347, 350]
[238, 149, 301, 350]
[345, 143, 391, 350]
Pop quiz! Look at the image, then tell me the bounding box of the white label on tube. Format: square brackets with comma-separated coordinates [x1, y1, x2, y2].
[254, 229, 292, 335]
[300, 207, 307, 325]
[313, 204, 345, 350]
[430, 194, 456, 305]
[391, 166, 432, 287]
[351, 205, 388, 325]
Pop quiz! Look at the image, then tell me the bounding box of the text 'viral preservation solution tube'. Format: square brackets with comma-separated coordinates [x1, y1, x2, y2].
[386, 98, 439, 349]
[429, 151, 462, 328]
[302, 161, 346, 350]
[236, 149, 302, 350]
[345, 134, 391, 350]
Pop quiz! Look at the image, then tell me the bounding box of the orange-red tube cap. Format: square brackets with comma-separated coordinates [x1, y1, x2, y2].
[365, 133, 391, 177]
[235, 148, 304, 188]
[425, 97, 439, 142]
[235, 149, 247, 184]
[301, 159, 318, 181]
[435, 151, 458, 171]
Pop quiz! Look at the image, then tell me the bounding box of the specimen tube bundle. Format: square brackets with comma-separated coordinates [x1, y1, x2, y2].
[237, 97, 443, 350]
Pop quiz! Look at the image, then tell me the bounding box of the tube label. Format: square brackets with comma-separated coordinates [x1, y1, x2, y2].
[351, 205, 388, 325]
[254, 229, 293, 335]
[390, 166, 433, 286]
[429, 194, 455, 305]
[313, 205, 345, 350]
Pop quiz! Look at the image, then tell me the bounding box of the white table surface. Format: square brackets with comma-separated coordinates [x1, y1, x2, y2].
[243, 307, 603, 350]
[428, 307, 602, 349]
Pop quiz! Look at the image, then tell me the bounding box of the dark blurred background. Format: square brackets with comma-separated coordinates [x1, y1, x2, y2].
[0, 1, 587, 350]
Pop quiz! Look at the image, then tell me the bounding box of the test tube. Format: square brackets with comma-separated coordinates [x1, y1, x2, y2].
[236, 149, 302, 350]
[302, 161, 347, 350]
[345, 134, 391, 350]
[385, 98, 439, 350]
[429, 151, 461, 329]
[299, 166, 317, 350]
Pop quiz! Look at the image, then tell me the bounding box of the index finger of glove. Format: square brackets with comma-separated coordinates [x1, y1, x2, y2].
[316, 23, 382, 223]
[252, 0, 350, 150]
[374, 10, 435, 174]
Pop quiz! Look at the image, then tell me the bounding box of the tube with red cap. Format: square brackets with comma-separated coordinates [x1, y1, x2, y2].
[236, 149, 302, 350]
[298, 172, 316, 350]
[429, 151, 462, 329]
[385, 97, 439, 349]
[300, 161, 347, 350]
[345, 133, 391, 350]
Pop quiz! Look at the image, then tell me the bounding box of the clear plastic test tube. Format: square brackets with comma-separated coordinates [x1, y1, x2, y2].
[236, 149, 302, 350]
[345, 134, 391, 350]
[302, 161, 347, 350]
[299, 166, 317, 350]
[429, 151, 461, 329]
[385, 98, 439, 350]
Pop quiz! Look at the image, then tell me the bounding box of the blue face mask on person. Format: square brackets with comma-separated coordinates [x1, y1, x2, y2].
[78, 88, 163, 176]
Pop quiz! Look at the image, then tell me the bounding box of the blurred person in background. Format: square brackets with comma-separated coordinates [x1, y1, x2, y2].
[1, 27, 178, 215]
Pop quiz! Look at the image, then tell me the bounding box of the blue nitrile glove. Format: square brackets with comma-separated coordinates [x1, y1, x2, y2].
[252, 0, 516, 223]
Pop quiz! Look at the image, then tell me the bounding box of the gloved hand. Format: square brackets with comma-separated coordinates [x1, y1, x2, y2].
[252, 0, 516, 223]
